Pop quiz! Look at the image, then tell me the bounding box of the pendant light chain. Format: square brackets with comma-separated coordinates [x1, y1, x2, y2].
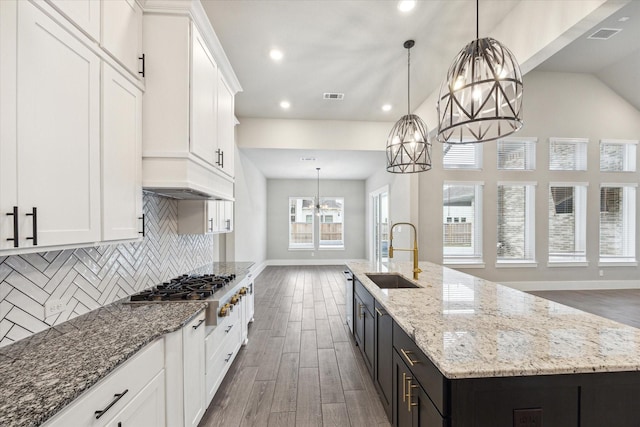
[476, 0, 479, 40]
[407, 46, 411, 115]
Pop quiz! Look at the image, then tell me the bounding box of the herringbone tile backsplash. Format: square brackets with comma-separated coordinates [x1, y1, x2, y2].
[0, 193, 215, 348]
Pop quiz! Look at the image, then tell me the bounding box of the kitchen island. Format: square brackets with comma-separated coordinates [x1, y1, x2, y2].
[347, 261, 640, 426]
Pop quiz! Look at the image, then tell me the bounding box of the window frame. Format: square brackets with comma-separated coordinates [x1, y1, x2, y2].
[443, 181, 484, 267]
[496, 181, 537, 267]
[600, 139, 638, 172]
[288, 196, 315, 250]
[443, 142, 483, 170]
[548, 137, 588, 171]
[318, 196, 345, 250]
[599, 183, 637, 265]
[547, 182, 588, 266]
[497, 137, 537, 171]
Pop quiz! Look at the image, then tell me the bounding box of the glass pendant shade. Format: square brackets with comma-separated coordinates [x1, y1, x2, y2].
[386, 40, 432, 173]
[436, 37, 523, 144]
[386, 114, 432, 173]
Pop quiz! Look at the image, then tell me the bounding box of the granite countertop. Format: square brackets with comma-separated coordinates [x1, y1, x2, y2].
[347, 260, 640, 380]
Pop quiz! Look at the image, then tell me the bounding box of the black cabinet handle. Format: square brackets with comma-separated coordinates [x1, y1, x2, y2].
[220, 150, 224, 168]
[208, 218, 213, 232]
[224, 352, 233, 362]
[225, 219, 231, 231]
[225, 324, 233, 333]
[192, 318, 205, 330]
[138, 214, 145, 237]
[138, 54, 145, 77]
[25, 207, 37, 246]
[215, 149, 221, 166]
[95, 389, 128, 419]
[6, 206, 18, 248]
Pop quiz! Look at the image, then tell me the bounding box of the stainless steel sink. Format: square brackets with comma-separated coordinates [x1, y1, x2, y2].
[365, 274, 419, 289]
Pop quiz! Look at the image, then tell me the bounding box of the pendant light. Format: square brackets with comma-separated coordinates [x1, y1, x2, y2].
[386, 40, 432, 173]
[436, 0, 523, 144]
[315, 167, 321, 217]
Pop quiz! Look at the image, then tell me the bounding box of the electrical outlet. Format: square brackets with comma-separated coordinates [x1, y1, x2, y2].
[311, 252, 315, 257]
[599, 269, 604, 277]
[44, 299, 66, 317]
[513, 408, 542, 427]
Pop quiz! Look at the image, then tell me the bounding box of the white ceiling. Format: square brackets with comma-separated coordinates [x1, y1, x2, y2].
[202, 0, 520, 122]
[536, 0, 640, 112]
[201, 0, 639, 180]
[240, 149, 386, 180]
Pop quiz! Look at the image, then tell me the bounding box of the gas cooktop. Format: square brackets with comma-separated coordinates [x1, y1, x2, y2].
[129, 273, 237, 302]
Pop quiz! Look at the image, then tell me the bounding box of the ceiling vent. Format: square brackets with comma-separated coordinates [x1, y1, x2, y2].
[587, 28, 621, 40]
[323, 93, 344, 100]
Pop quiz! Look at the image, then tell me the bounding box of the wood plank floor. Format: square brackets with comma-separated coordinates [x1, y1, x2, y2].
[529, 289, 640, 329]
[199, 266, 391, 427]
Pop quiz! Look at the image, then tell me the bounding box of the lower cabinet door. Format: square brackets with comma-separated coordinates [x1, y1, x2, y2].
[414, 383, 446, 427]
[354, 293, 365, 349]
[106, 370, 166, 427]
[363, 306, 374, 376]
[183, 313, 206, 427]
[375, 304, 393, 420]
[394, 352, 413, 427]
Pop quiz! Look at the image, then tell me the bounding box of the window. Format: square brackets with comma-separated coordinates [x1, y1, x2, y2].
[600, 185, 636, 263]
[443, 183, 483, 263]
[548, 184, 587, 263]
[497, 138, 536, 170]
[549, 138, 587, 171]
[600, 140, 637, 172]
[497, 183, 535, 263]
[319, 197, 344, 249]
[289, 197, 344, 249]
[289, 197, 314, 249]
[443, 143, 482, 169]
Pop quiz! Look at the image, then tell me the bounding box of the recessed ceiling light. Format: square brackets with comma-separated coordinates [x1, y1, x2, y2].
[280, 100, 290, 109]
[382, 104, 392, 112]
[618, 16, 630, 22]
[269, 49, 284, 61]
[397, 1, 415, 13]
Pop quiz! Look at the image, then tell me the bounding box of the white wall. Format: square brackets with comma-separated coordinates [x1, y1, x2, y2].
[267, 179, 366, 262]
[417, 70, 640, 286]
[228, 147, 268, 268]
[365, 168, 413, 262]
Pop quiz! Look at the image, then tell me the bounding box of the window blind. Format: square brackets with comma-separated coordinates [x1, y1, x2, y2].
[443, 143, 482, 169]
[497, 139, 536, 170]
[443, 183, 482, 261]
[549, 138, 587, 171]
[600, 141, 637, 172]
[548, 185, 587, 262]
[600, 186, 636, 262]
[497, 184, 535, 261]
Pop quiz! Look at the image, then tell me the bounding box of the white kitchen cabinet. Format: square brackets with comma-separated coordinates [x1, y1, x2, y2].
[102, 64, 143, 241]
[142, 4, 239, 200]
[43, 339, 165, 427]
[0, 0, 101, 250]
[216, 74, 235, 177]
[101, 0, 143, 77]
[46, 0, 101, 41]
[165, 311, 207, 427]
[177, 200, 233, 235]
[190, 23, 218, 166]
[106, 371, 166, 427]
[205, 301, 242, 405]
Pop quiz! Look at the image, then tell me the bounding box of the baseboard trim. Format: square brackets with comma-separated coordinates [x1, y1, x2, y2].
[502, 280, 640, 292]
[249, 261, 268, 279]
[265, 259, 368, 267]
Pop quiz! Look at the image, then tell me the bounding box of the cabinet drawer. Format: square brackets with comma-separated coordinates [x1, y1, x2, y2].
[393, 322, 447, 417]
[206, 312, 242, 402]
[44, 338, 164, 427]
[354, 279, 374, 314]
[205, 303, 240, 358]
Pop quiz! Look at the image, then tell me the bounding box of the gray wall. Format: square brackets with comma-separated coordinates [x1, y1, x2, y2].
[0, 193, 216, 347]
[267, 179, 366, 261]
[227, 147, 268, 267]
[417, 70, 640, 285]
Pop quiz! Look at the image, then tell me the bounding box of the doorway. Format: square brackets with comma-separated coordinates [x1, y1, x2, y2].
[371, 186, 389, 264]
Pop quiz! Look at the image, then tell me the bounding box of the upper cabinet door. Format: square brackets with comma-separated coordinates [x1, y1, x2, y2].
[190, 24, 218, 166]
[217, 74, 235, 177]
[102, 0, 143, 77]
[15, 1, 101, 247]
[102, 64, 143, 241]
[46, 0, 101, 41]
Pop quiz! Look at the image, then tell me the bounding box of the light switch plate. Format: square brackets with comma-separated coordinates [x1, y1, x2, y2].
[44, 299, 66, 317]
